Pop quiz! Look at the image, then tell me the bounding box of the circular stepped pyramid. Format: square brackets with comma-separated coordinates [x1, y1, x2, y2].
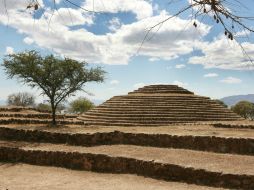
[79, 85, 243, 126]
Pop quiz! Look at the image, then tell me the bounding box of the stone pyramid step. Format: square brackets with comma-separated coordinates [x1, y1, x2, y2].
[109, 96, 210, 101]
[86, 106, 237, 112]
[98, 104, 225, 108]
[81, 118, 240, 126]
[0, 140, 253, 189]
[83, 112, 238, 117]
[80, 85, 242, 126]
[89, 107, 235, 113]
[101, 103, 223, 107]
[102, 98, 223, 105]
[129, 85, 194, 95]
[82, 113, 240, 119]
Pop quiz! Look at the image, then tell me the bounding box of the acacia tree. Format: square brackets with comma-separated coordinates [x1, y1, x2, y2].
[3, 51, 105, 126]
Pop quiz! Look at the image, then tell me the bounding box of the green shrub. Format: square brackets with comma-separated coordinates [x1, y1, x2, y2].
[69, 97, 94, 114]
[231, 101, 254, 120]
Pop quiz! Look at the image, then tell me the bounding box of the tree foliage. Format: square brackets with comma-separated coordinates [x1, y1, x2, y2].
[7, 92, 35, 107]
[3, 51, 105, 125]
[231, 101, 254, 120]
[69, 97, 95, 114]
[37, 102, 66, 113]
[37, 103, 52, 112]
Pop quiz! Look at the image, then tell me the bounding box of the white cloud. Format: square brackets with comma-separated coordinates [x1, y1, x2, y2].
[0, 5, 210, 65]
[133, 82, 145, 89]
[110, 80, 119, 85]
[235, 30, 251, 37]
[82, 0, 153, 20]
[45, 8, 94, 26]
[220, 77, 242, 84]
[108, 17, 122, 32]
[189, 36, 254, 70]
[175, 64, 186, 69]
[1, 0, 253, 102]
[149, 57, 160, 62]
[5, 46, 14, 55]
[204, 73, 218, 78]
[23, 37, 34, 45]
[173, 80, 188, 87]
[55, 0, 62, 3]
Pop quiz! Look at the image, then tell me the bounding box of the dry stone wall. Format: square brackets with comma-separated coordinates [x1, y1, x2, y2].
[0, 146, 253, 189]
[0, 127, 253, 155]
[213, 123, 254, 129]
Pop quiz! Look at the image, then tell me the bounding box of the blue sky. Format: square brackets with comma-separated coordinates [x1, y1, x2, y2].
[0, 0, 254, 104]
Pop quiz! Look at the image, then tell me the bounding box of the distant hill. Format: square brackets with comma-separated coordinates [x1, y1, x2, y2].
[221, 94, 254, 107]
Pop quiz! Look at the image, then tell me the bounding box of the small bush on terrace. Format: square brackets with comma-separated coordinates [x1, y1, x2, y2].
[69, 97, 95, 114]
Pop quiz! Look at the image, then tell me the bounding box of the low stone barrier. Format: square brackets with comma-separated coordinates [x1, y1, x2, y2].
[0, 127, 253, 155]
[0, 119, 83, 125]
[0, 113, 77, 119]
[0, 146, 253, 189]
[213, 123, 254, 130]
[0, 107, 50, 113]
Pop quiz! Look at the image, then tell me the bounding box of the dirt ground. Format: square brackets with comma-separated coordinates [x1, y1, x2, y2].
[0, 163, 226, 190]
[1, 140, 254, 175]
[2, 123, 254, 138]
[21, 143, 254, 175]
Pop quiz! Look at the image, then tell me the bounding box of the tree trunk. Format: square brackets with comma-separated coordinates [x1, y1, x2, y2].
[50, 101, 57, 126]
[52, 107, 56, 126]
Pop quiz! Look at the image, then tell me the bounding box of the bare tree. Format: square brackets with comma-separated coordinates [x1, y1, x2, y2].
[140, 0, 254, 59]
[7, 92, 35, 107]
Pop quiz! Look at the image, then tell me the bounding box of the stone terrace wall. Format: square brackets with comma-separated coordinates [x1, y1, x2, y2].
[0, 146, 253, 189]
[213, 123, 254, 129]
[0, 127, 253, 155]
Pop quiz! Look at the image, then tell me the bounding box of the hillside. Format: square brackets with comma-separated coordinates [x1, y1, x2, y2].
[221, 94, 254, 107]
